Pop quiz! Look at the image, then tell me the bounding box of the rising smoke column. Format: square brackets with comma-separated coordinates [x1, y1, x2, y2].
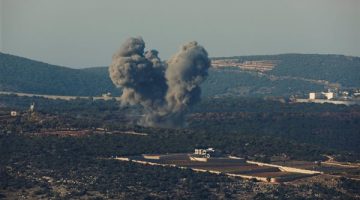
[109, 37, 167, 109]
[109, 37, 210, 128]
[162, 41, 211, 127]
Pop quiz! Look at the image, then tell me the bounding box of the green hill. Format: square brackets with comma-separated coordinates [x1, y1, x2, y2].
[0, 52, 119, 96]
[0, 52, 359, 97]
[201, 68, 324, 97]
[225, 54, 360, 87]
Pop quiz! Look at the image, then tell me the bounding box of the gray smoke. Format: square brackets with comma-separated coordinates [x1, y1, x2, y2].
[109, 37, 210, 128]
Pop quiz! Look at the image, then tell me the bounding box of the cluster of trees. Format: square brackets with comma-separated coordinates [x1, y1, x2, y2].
[1, 133, 359, 199]
[269, 54, 360, 87]
[201, 68, 324, 97]
[193, 97, 360, 161]
[1, 94, 360, 198]
[1, 94, 359, 162]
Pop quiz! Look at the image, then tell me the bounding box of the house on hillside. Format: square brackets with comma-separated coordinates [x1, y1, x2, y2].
[10, 111, 18, 117]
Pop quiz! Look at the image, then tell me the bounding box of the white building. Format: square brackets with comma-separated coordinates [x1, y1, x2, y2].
[194, 148, 215, 158]
[102, 92, 112, 98]
[10, 111, 18, 117]
[309, 93, 316, 100]
[30, 102, 35, 112]
[322, 92, 334, 100]
[309, 92, 335, 100]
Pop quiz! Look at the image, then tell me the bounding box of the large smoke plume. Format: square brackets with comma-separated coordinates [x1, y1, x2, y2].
[109, 37, 210, 128]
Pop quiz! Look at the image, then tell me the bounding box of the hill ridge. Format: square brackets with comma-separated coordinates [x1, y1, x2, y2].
[1, 52, 359, 97]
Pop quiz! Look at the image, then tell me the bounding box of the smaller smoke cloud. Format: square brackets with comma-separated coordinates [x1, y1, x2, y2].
[109, 37, 210, 128]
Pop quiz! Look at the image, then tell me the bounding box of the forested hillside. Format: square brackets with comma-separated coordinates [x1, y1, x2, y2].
[0, 53, 119, 96]
[201, 68, 324, 97]
[1, 52, 358, 97]
[228, 54, 360, 87]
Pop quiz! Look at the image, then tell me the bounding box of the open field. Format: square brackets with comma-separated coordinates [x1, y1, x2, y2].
[270, 160, 360, 180]
[116, 153, 321, 183]
[116, 152, 360, 183]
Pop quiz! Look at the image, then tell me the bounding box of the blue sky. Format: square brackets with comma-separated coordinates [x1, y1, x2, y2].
[1, 0, 359, 68]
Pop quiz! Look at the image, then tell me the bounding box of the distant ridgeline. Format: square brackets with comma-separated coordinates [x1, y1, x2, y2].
[0, 52, 120, 96]
[204, 54, 360, 97]
[0, 52, 359, 97]
[212, 54, 360, 87]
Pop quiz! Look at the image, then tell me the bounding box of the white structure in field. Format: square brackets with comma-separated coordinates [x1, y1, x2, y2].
[309, 93, 316, 100]
[309, 91, 335, 100]
[322, 92, 334, 100]
[143, 154, 162, 160]
[194, 148, 215, 158]
[10, 111, 18, 117]
[30, 102, 35, 112]
[102, 92, 112, 98]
